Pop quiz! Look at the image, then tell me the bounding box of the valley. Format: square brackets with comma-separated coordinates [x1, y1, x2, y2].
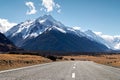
[0, 0, 120, 79]
[0, 15, 120, 72]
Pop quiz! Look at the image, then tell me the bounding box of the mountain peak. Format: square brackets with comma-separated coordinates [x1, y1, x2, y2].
[85, 30, 95, 36]
[85, 29, 93, 33]
[42, 14, 53, 19]
[37, 14, 56, 22]
[6, 14, 66, 40]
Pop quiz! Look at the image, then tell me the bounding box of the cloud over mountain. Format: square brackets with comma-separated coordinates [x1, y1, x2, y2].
[25, 1, 37, 15]
[94, 31, 120, 49]
[0, 18, 17, 33]
[41, 0, 61, 13]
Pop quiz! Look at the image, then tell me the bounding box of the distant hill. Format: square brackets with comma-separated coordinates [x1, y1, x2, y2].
[0, 32, 19, 52]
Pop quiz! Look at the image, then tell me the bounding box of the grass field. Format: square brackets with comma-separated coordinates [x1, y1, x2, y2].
[0, 54, 51, 71]
[63, 54, 120, 68]
[0, 53, 120, 71]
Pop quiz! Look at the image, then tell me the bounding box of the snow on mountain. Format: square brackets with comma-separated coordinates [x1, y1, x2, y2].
[6, 15, 87, 40]
[1, 15, 120, 51]
[5, 15, 93, 48]
[0, 18, 17, 33]
[6, 15, 67, 39]
[84, 30, 113, 49]
[51, 26, 66, 33]
[72, 26, 81, 30]
[39, 19, 46, 23]
[5, 14, 118, 51]
[5, 15, 76, 47]
[5, 15, 109, 52]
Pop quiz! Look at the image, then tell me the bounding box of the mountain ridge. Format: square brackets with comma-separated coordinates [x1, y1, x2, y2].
[5, 15, 110, 52]
[0, 32, 19, 52]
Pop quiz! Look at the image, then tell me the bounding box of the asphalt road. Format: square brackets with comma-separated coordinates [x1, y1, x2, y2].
[0, 61, 120, 80]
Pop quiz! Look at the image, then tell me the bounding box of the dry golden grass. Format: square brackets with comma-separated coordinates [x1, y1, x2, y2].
[0, 53, 120, 71]
[0, 54, 51, 71]
[63, 54, 120, 68]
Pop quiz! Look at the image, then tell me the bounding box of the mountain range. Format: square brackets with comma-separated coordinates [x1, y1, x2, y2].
[0, 15, 120, 52]
[85, 30, 120, 50]
[3, 15, 110, 52]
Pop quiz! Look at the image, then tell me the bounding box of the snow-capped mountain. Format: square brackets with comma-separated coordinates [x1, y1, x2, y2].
[6, 15, 89, 47]
[93, 32, 120, 50]
[5, 15, 108, 52]
[84, 30, 120, 50]
[6, 15, 67, 39]
[84, 30, 113, 49]
[111, 37, 120, 49]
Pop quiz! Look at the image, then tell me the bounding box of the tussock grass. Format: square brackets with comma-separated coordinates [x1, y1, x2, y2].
[63, 54, 120, 68]
[0, 53, 120, 71]
[0, 54, 51, 71]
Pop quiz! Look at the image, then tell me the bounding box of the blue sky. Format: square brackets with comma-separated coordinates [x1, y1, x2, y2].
[0, 0, 120, 35]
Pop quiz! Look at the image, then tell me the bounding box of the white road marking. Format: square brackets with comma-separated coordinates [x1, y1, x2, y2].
[74, 62, 78, 66]
[72, 72, 75, 78]
[73, 66, 76, 69]
[74, 63, 76, 66]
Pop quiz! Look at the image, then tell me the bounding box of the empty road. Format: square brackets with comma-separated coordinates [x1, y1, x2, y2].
[0, 61, 120, 80]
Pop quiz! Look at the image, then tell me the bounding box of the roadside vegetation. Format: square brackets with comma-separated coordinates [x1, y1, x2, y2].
[0, 53, 51, 71]
[0, 52, 120, 71]
[63, 54, 120, 68]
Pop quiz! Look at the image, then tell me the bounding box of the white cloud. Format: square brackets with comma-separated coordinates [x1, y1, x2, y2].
[94, 31, 120, 49]
[0, 18, 17, 33]
[101, 35, 114, 41]
[94, 31, 114, 41]
[114, 43, 120, 49]
[56, 3, 60, 8]
[41, 0, 61, 13]
[42, 0, 55, 12]
[25, 2, 37, 15]
[57, 9, 61, 13]
[94, 31, 115, 41]
[40, 7, 44, 11]
[56, 4, 61, 13]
